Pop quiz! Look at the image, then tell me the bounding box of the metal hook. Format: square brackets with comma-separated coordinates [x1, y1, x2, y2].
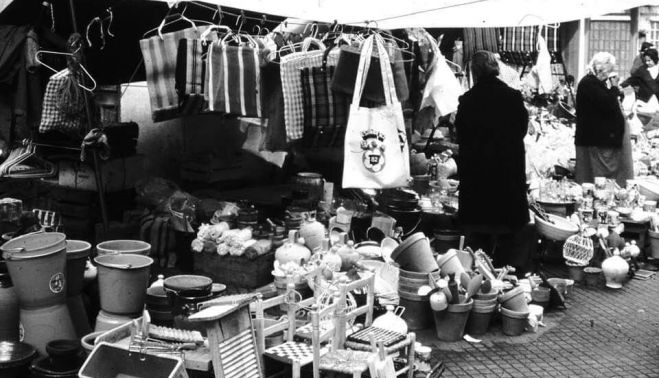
[310, 22, 318, 39]
[85, 17, 102, 48]
[212, 5, 223, 25]
[104, 7, 114, 37]
[236, 11, 245, 33]
[252, 24, 261, 35]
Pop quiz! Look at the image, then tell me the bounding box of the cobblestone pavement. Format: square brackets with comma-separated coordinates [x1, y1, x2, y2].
[416, 264, 659, 377]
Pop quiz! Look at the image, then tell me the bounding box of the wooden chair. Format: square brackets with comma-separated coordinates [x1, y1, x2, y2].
[317, 274, 417, 378]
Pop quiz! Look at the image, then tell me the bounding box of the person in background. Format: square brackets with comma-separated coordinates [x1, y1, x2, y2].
[621, 47, 659, 103]
[630, 41, 654, 76]
[454, 50, 531, 273]
[575, 52, 633, 187]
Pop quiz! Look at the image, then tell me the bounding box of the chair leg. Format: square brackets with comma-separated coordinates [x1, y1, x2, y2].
[407, 332, 416, 378]
[292, 360, 301, 378]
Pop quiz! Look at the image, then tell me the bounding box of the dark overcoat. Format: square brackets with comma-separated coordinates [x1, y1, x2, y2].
[455, 76, 529, 229]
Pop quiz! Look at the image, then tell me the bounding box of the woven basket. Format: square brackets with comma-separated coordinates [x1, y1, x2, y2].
[535, 214, 579, 241]
[562, 234, 594, 265]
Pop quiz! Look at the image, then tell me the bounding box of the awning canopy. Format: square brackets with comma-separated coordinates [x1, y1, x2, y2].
[149, 0, 659, 28]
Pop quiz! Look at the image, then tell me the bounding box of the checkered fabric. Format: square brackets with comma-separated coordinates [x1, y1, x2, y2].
[264, 341, 327, 365]
[217, 329, 260, 378]
[39, 69, 84, 134]
[300, 65, 349, 148]
[280, 49, 341, 141]
[500, 25, 560, 54]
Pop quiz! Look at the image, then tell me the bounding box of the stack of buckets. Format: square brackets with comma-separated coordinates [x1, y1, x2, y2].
[390, 233, 439, 330]
[65, 240, 93, 338]
[1, 232, 77, 355]
[93, 240, 153, 332]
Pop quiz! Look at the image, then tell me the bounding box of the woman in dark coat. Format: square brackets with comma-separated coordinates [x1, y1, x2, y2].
[455, 50, 530, 271]
[621, 47, 659, 102]
[575, 52, 633, 187]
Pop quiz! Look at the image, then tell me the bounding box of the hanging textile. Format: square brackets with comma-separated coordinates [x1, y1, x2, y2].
[419, 32, 464, 123]
[175, 31, 218, 116]
[206, 35, 264, 117]
[531, 33, 553, 94]
[300, 64, 349, 148]
[280, 42, 340, 141]
[462, 28, 499, 66]
[139, 26, 211, 122]
[499, 25, 561, 66]
[343, 34, 410, 189]
[39, 69, 84, 134]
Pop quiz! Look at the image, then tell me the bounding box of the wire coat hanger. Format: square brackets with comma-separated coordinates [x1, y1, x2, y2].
[34, 49, 97, 92]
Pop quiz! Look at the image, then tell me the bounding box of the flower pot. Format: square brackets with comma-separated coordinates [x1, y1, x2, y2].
[1, 232, 67, 309]
[466, 303, 496, 336]
[530, 287, 550, 309]
[472, 297, 498, 309]
[432, 297, 473, 341]
[649, 229, 659, 259]
[566, 263, 585, 284]
[391, 233, 438, 273]
[435, 249, 466, 278]
[95, 240, 151, 256]
[583, 267, 603, 288]
[94, 254, 153, 315]
[500, 307, 529, 336]
[399, 290, 433, 330]
[473, 290, 499, 301]
[499, 287, 529, 313]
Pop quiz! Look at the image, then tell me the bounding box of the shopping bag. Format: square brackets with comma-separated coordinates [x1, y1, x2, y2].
[300, 64, 349, 148]
[342, 35, 410, 189]
[140, 26, 211, 122]
[206, 34, 264, 117]
[175, 29, 218, 116]
[39, 69, 84, 134]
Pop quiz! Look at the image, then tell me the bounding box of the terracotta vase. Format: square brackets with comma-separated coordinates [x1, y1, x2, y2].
[298, 213, 326, 253]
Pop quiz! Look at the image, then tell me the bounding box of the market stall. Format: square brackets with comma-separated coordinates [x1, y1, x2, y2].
[2, 0, 659, 377]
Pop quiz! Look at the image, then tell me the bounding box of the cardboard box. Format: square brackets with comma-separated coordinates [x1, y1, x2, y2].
[57, 155, 144, 192]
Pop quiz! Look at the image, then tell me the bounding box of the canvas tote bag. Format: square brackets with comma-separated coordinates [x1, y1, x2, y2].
[342, 35, 410, 189]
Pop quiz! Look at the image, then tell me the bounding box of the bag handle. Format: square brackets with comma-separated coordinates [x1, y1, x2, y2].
[302, 37, 325, 52]
[351, 34, 398, 106]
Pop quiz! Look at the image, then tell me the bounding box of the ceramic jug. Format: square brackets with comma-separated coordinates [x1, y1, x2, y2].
[601, 250, 629, 289]
[275, 230, 311, 266]
[298, 213, 326, 252]
[372, 305, 408, 334]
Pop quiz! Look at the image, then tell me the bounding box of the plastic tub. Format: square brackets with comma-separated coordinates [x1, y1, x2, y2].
[95, 240, 151, 256]
[95, 254, 153, 314]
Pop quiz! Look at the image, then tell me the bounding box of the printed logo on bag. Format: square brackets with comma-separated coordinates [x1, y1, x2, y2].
[49, 272, 65, 294]
[360, 129, 386, 172]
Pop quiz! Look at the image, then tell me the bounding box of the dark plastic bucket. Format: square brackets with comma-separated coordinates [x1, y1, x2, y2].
[432, 298, 473, 341]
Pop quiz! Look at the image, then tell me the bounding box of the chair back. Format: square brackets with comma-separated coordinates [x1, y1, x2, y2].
[310, 296, 339, 378]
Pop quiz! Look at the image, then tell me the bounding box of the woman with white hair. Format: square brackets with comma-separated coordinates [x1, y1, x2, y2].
[575, 52, 633, 186]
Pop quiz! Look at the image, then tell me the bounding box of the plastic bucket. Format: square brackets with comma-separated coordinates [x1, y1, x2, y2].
[95, 240, 151, 256]
[501, 307, 529, 336]
[81, 331, 105, 356]
[466, 303, 497, 336]
[530, 287, 551, 308]
[95, 254, 153, 314]
[65, 240, 91, 297]
[1, 232, 67, 309]
[20, 303, 76, 356]
[435, 250, 465, 278]
[390, 233, 438, 273]
[432, 298, 473, 341]
[499, 287, 529, 313]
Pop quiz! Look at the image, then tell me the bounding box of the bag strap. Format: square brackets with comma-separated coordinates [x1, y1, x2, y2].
[374, 34, 397, 106]
[351, 35, 375, 106]
[302, 37, 325, 52]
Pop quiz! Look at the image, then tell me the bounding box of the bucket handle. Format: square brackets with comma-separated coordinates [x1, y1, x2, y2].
[2, 247, 26, 259]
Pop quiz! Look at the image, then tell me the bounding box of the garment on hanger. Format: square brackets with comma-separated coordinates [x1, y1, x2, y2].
[261, 60, 288, 151]
[462, 28, 499, 66]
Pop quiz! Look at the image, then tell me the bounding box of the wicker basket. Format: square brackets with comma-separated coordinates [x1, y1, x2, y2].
[535, 214, 579, 241]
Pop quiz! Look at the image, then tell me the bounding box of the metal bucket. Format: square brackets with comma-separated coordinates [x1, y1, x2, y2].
[95, 254, 153, 315]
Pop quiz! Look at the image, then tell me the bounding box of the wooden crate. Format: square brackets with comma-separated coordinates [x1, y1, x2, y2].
[193, 251, 275, 289]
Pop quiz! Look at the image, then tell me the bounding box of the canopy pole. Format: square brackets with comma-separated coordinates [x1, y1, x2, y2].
[67, 0, 109, 234]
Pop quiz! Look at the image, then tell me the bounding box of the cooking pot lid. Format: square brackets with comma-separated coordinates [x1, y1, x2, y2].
[0, 341, 37, 369]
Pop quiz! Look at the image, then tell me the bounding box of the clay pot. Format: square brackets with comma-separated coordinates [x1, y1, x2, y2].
[500, 307, 529, 336]
[601, 254, 629, 289]
[275, 231, 311, 266]
[435, 249, 465, 278]
[298, 214, 326, 252]
[432, 297, 473, 341]
[499, 287, 529, 313]
[391, 233, 438, 273]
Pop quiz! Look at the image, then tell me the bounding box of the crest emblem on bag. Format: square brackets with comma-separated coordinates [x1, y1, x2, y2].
[360, 129, 386, 172]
